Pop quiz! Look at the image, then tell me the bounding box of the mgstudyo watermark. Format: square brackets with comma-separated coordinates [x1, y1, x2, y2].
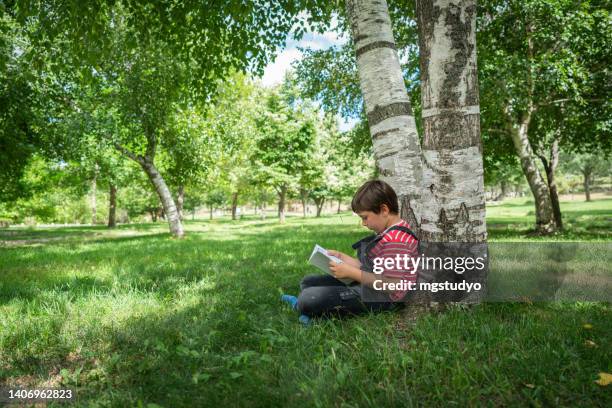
[362, 242, 611, 303]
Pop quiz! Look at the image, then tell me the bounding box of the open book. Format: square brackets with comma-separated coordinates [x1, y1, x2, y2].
[308, 244, 353, 285]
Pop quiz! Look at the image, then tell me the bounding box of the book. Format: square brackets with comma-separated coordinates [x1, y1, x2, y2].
[308, 244, 353, 284]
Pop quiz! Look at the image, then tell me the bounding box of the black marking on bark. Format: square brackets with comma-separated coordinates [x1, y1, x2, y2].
[422, 113, 482, 151]
[372, 127, 400, 140]
[367, 102, 412, 126]
[377, 150, 397, 160]
[456, 202, 470, 223]
[354, 34, 369, 42]
[439, 2, 478, 108]
[428, 202, 481, 242]
[400, 195, 420, 238]
[378, 166, 394, 177]
[355, 40, 396, 58]
[416, 1, 440, 104]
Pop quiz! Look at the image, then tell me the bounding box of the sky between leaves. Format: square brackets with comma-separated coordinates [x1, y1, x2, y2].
[258, 12, 359, 132]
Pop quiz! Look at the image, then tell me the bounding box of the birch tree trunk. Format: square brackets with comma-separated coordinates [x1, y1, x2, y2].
[505, 22, 557, 234]
[509, 117, 556, 234]
[114, 141, 184, 238]
[346, 0, 423, 232]
[141, 160, 184, 238]
[416, 0, 487, 243]
[108, 183, 117, 228]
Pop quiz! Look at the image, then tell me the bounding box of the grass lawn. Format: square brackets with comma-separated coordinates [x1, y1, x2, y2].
[0, 198, 610, 406]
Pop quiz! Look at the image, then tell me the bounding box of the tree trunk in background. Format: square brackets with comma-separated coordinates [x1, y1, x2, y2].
[114, 140, 184, 238]
[503, 22, 557, 234]
[261, 203, 267, 220]
[314, 197, 325, 217]
[231, 192, 239, 220]
[209, 205, 213, 220]
[494, 181, 508, 201]
[299, 188, 308, 217]
[509, 119, 556, 234]
[538, 138, 563, 230]
[91, 163, 99, 225]
[140, 160, 184, 238]
[346, 0, 423, 233]
[177, 185, 185, 221]
[278, 185, 287, 224]
[416, 0, 486, 243]
[108, 183, 117, 228]
[583, 171, 592, 201]
[337, 200, 341, 214]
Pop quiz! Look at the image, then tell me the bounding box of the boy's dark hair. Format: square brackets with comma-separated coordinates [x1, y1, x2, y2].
[351, 180, 399, 214]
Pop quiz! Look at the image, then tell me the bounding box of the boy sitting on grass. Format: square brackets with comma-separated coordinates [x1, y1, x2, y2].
[281, 180, 419, 324]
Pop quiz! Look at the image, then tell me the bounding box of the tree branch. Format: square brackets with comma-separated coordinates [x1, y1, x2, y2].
[536, 98, 605, 109]
[485, 128, 510, 135]
[114, 142, 144, 165]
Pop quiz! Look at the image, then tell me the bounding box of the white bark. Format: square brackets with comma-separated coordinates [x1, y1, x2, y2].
[510, 121, 556, 233]
[416, 0, 486, 243]
[346, 0, 423, 231]
[141, 160, 184, 238]
[114, 142, 184, 238]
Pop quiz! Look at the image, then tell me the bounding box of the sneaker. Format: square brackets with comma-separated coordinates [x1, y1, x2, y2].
[280, 294, 298, 310]
[298, 314, 311, 326]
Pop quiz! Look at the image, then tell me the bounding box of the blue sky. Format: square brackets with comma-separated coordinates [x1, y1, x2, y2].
[257, 21, 359, 132]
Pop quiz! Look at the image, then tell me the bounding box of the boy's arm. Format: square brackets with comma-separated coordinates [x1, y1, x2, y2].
[329, 262, 402, 292]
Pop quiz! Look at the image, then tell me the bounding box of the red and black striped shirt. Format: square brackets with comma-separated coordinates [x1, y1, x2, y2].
[369, 220, 419, 301]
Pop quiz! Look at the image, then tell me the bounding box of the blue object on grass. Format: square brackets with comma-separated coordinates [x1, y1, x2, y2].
[298, 314, 311, 326]
[280, 294, 298, 310]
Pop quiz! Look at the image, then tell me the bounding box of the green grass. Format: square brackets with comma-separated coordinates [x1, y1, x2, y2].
[486, 197, 611, 241]
[0, 199, 611, 407]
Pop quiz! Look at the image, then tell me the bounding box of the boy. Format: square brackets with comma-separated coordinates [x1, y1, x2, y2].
[281, 180, 419, 324]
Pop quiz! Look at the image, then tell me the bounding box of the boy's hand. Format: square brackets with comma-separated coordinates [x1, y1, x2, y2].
[328, 250, 361, 268]
[327, 250, 347, 262]
[329, 261, 355, 280]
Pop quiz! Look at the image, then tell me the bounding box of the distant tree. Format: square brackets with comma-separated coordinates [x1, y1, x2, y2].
[204, 190, 228, 221]
[478, 0, 611, 232]
[561, 153, 611, 202]
[254, 84, 319, 223]
[12, 0, 313, 236]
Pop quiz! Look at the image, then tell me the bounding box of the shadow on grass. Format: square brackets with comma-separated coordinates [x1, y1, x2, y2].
[1, 216, 611, 406]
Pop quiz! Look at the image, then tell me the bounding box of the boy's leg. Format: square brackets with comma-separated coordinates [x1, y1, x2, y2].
[298, 285, 400, 317]
[297, 286, 368, 317]
[300, 274, 347, 291]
